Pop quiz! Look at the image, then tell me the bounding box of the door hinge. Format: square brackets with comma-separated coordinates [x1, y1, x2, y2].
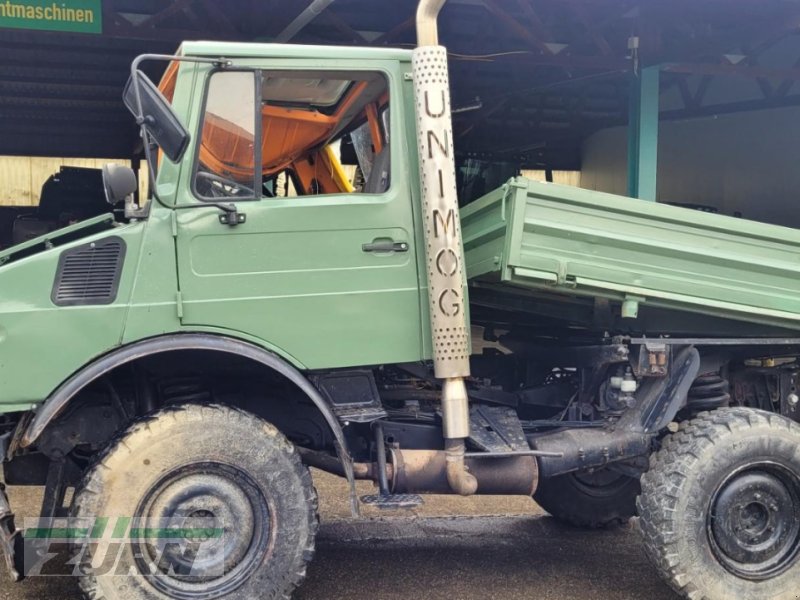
[176, 291, 184, 319]
[170, 210, 178, 238]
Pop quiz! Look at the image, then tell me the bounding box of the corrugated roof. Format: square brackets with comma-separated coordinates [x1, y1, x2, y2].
[2, 0, 800, 168]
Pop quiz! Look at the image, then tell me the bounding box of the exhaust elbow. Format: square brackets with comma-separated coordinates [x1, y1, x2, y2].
[416, 0, 447, 46]
[445, 439, 478, 496]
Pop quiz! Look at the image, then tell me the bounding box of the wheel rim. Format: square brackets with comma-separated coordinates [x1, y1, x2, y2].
[131, 462, 272, 599]
[708, 462, 800, 581]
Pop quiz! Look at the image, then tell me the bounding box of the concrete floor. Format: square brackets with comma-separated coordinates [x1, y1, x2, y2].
[2, 470, 679, 600]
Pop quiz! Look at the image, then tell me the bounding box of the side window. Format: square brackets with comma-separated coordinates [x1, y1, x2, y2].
[195, 71, 257, 200]
[259, 70, 390, 198]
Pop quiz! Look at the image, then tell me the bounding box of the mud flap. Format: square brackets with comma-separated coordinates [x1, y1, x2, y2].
[0, 483, 23, 581]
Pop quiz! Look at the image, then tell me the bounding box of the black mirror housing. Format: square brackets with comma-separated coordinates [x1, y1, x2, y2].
[102, 164, 137, 205]
[123, 71, 190, 162]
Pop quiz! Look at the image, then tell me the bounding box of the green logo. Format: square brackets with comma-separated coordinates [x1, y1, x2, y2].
[22, 516, 226, 577]
[0, 0, 102, 34]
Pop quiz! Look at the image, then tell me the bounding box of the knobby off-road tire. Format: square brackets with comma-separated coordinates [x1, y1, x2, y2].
[71, 404, 318, 600]
[533, 469, 640, 529]
[638, 407, 800, 600]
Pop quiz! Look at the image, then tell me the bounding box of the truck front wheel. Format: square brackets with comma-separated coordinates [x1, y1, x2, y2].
[533, 468, 639, 528]
[71, 403, 318, 600]
[638, 407, 800, 600]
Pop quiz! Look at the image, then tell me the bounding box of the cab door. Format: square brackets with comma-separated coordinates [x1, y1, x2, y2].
[174, 63, 423, 370]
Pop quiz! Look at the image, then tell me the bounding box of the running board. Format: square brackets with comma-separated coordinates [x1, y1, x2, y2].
[360, 493, 424, 510]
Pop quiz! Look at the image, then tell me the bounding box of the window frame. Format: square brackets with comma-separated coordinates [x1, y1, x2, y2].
[190, 66, 393, 204]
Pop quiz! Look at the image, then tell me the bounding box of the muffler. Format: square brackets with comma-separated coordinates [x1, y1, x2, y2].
[390, 449, 538, 496]
[299, 447, 539, 496]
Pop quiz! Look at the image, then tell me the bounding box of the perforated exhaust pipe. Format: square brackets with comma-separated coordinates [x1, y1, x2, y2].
[413, 0, 477, 496]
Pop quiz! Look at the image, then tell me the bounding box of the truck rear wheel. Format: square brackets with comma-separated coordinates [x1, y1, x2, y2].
[638, 407, 800, 600]
[71, 403, 318, 600]
[533, 468, 639, 528]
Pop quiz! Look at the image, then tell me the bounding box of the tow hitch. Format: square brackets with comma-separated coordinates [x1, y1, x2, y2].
[0, 483, 22, 581]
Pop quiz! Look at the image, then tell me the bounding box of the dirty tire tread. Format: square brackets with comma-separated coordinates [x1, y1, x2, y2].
[71, 403, 319, 600]
[637, 407, 800, 600]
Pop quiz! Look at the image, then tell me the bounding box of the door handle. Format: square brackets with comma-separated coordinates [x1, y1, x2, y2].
[362, 239, 409, 253]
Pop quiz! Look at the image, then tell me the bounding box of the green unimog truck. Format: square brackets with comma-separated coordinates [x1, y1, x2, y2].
[1, 1, 799, 598]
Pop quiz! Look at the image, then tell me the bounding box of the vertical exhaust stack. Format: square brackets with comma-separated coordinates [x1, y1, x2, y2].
[413, 0, 477, 496]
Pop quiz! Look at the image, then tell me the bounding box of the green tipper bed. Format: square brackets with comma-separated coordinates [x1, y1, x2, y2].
[461, 177, 800, 330]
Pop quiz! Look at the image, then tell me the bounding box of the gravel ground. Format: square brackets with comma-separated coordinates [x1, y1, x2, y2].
[2, 470, 678, 600]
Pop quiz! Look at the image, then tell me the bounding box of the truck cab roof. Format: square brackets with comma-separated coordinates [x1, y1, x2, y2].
[176, 41, 413, 63]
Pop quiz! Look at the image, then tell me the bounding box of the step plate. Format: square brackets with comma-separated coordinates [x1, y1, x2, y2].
[360, 494, 424, 510]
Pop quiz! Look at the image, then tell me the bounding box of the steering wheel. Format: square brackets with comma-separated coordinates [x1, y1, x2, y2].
[196, 171, 255, 198]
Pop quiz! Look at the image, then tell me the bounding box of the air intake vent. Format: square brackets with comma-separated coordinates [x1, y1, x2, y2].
[52, 237, 126, 306]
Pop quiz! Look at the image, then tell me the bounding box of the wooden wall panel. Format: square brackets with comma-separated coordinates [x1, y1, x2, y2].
[29, 158, 64, 203]
[0, 157, 145, 207]
[522, 170, 581, 187]
[0, 157, 35, 205]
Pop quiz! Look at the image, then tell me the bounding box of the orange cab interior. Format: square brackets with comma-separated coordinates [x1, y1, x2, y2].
[159, 63, 388, 196]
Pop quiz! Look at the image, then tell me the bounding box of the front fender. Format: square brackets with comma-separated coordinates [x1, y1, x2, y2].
[20, 333, 360, 515]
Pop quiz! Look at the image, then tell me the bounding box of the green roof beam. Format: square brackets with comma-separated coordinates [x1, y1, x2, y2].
[627, 65, 660, 201]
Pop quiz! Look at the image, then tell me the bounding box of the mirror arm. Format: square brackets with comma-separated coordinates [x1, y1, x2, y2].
[128, 54, 231, 209]
[140, 129, 159, 206]
[217, 203, 246, 226]
[128, 55, 231, 127]
[124, 194, 150, 221]
[173, 202, 241, 215]
[174, 202, 245, 226]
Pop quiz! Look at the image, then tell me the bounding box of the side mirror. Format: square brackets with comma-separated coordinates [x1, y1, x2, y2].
[102, 164, 137, 205]
[102, 164, 146, 220]
[123, 71, 190, 162]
